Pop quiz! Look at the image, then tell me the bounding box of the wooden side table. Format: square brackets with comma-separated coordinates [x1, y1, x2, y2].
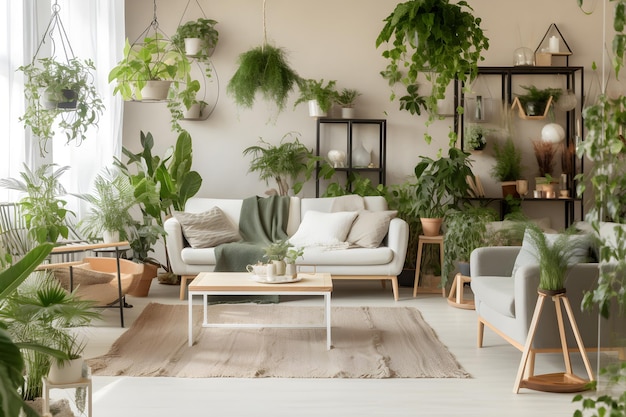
[413, 235, 446, 297]
[447, 273, 475, 309]
[42, 372, 92, 417]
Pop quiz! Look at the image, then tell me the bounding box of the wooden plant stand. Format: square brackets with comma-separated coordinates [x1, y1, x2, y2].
[513, 289, 594, 393]
[447, 273, 475, 310]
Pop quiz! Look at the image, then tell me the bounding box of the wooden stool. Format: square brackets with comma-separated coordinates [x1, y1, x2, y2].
[413, 234, 446, 297]
[447, 273, 475, 309]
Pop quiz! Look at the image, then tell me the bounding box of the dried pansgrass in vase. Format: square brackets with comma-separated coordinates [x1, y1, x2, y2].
[533, 141, 557, 177]
[561, 141, 575, 176]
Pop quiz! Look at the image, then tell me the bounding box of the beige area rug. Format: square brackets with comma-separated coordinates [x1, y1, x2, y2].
[88, 303, 470, 379]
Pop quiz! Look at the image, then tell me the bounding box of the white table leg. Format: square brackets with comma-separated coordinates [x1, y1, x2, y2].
[188, 293, 193, 347]
[325, 292, 331, 350]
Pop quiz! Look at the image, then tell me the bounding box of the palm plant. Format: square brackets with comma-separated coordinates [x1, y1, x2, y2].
[75, 167, 136, 242]
[0, 164, 73, 244]
[0, 273, 99, 402]
[243, 132, 317, 196]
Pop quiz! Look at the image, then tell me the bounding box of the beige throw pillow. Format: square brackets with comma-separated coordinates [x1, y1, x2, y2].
[347, 210, 397, 248]
[173, 207, 241, 248]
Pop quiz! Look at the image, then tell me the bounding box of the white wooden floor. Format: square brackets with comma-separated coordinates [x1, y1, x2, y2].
[68, 280, 597, 417]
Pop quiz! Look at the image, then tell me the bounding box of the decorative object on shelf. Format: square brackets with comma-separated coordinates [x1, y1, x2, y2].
[512, 85, 562, 119]
[327, 149, 346, 168]
[540, 122, 566, 144]
[352, 140, 371, 168]
[516, 179, 529, 199]
[18, 1, 104, 155]
[227, 0, 299, 115]
[513, 47, 535, 66]
[556, 89, 578, 111]
[463, 124, 490, 151]
[335, 88, 361, 118]
[294, 79, 337, 117]
[534, 23, 573, 67]
[533, 140, 557, 177]
[376, 0, 489, 145]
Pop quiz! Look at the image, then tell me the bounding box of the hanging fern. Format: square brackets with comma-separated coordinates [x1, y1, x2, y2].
[227, 44, 299, 113]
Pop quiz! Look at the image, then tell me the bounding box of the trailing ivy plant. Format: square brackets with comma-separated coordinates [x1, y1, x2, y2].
[375, 0, 489, 145]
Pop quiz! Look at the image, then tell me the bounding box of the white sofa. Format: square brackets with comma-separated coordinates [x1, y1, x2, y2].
[165, 195, 409, 300]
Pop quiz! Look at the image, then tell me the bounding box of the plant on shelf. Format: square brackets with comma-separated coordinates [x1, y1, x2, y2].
[74, 167, 137, 243]
[243, 132, 318, 196]
[442, 204, 497, 282]
[532, 140, 557, 177]
[515, 85, 562, 117]
[294, 78, 337, 116]
[490, 137, 523, 198]
[19, 57, 105, 154]
[375, 0, 489, 145]
[412, 148, 475, 235]
[335, 88, 361, 109]
[171, 18, 219, 60]
[321, 171, 387, 198]
[0, 164, 73, 245]
[227, 44, 300, 114]
[464, 124, 490, 151]
[0, 244, 54, 417]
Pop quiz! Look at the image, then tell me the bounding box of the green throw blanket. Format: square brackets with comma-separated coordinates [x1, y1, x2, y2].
[214, 195, 290, 272]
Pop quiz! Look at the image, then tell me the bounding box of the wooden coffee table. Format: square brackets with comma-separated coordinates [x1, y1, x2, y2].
[188, 272, 333, 349]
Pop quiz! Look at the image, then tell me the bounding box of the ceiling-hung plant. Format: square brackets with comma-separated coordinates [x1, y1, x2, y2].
[227, 0, 300, 115]
[18, 2, 104, 155]
[375, 0, 489, 145]
[171, 18, 219, 69]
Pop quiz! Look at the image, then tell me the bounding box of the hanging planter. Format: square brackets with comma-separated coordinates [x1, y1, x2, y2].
[19, 2, 104, 155]
[227, 0, 300, 114]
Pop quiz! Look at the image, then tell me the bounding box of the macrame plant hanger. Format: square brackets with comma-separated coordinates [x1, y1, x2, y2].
[176, 0, 219, 120]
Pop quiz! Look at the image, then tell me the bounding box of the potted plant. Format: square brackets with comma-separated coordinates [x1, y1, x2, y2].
[490, 137, 523, 198]
[74, 167, 136, 243]
[263, 239, 292, 276]
[108, 34, 192, 102]
[47, 333, 87, 384]
[171, 18, 219, 59]
[464, 124, 489, 151]
[515, 85, 562, 118]
[335, 88, 361, 118]
[243, 132, 318, 196]
[294, 78, 337, 117]
[227, 44, 300, 114]
[19, 57, 105, 153]
[375, 0, 489, 145]
[0, 164, 73, 244]
[412, 148, 475, 236]
[443, 205, 497, 281]
[284, 246, 304, 278]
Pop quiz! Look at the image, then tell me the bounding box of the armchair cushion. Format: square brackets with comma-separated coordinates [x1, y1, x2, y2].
[470, 276, 515, 318]
[173, 207, 241, 248]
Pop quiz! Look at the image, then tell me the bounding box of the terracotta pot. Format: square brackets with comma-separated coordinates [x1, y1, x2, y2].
[421, 218, 443, 236]
[128, 262, 158, 297]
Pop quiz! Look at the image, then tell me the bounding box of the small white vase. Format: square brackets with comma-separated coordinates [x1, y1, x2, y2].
[140, 80, 172, 101]
[183, 103, 202, 119]
[352, 141, 371, 167]
[341, 107, 355, 118]
[308, 100, 327, 117]
[48, 357, 84, 384]
[103, 230, 120, 244]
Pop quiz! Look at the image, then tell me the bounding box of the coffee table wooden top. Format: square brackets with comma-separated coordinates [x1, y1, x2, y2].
[189, 272, 333, 293]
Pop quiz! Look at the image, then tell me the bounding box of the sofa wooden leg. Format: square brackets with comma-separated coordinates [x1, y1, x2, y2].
[179, 275, 196, 300]
[391, 276, 399, 301]
[477, 320, 484, 348]
[380, 279, 387, 289]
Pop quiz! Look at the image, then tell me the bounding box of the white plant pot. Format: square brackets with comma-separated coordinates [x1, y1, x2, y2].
[308, 100, 327, 118]
[103, 230, 120, 244]
[341, 107, 355, 118]
[184, 38, 204, 56]
[48, 357, 84, 384]
[140, 80, 172, 101]
[183, 103, 202, 119]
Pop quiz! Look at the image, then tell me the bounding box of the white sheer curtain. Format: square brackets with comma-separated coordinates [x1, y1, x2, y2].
[0, 0, 125, 214]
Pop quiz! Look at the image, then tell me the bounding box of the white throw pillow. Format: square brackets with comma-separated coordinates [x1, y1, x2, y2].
[173, 207, 241, 248]
[289, 211, 358, 248]
[347, 210, 397, 248]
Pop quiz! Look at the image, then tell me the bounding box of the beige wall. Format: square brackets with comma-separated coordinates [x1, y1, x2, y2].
[122, 0, 609, 227]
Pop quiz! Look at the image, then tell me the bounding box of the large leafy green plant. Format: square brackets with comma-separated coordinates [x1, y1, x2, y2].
[0, 243, 53, 417]
[0, 164, 73, 244]
[412, 148, 474, 218]
[18, 57, 105, 154]
[376, 0, 489, 145]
